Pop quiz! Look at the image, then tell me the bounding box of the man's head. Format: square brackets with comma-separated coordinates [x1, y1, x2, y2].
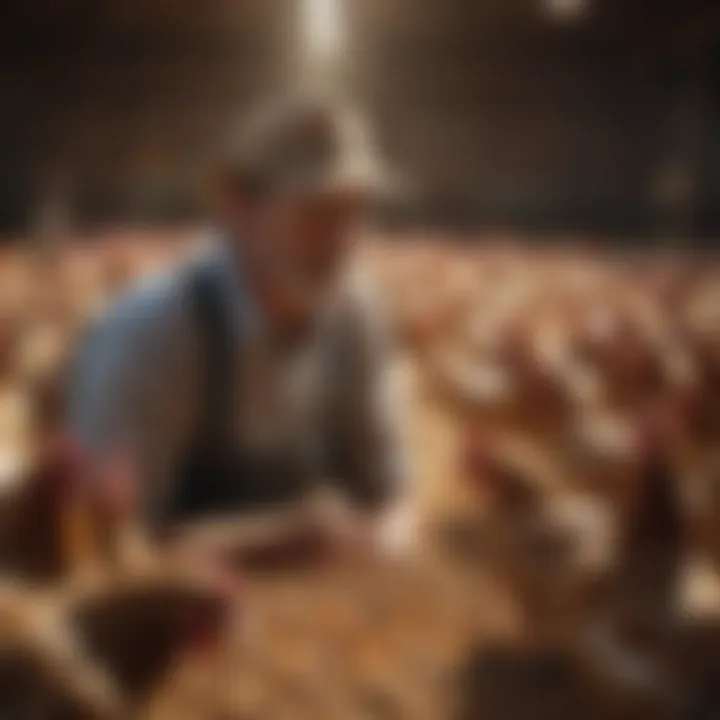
[216, 94, 386, 326]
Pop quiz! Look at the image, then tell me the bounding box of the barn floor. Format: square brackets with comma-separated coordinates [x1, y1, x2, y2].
[0, 232, 719, 719]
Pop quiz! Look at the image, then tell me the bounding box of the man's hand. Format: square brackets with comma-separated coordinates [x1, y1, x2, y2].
[225, 493, 375, 571]
[235, 492, 417, 570]
[160, 491, 404, 573]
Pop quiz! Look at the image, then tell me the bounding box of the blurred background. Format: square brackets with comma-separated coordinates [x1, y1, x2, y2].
[1, 0, 718, 241]
[0, 3, 719, 718]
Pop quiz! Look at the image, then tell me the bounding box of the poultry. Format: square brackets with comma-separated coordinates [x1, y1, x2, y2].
[0, 559, 240, 719]
[453, 413, 688, 719]
[0, 436, 147, 585]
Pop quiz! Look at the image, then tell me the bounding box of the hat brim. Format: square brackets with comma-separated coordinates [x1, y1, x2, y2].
[281, 154, 406, 204]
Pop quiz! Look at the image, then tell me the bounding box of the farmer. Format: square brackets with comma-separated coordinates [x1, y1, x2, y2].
[69, 94, 409, 548]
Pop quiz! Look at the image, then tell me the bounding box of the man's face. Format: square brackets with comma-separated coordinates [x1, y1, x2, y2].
[266, 190, 360, 280]
[240, 188, 364, 320]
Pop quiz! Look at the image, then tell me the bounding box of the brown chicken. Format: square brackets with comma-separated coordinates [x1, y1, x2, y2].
[0, 435, 153, 585]
[0, 560, 240, 719]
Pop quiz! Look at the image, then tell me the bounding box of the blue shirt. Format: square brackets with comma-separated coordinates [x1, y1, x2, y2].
[68, 238, 408, 519]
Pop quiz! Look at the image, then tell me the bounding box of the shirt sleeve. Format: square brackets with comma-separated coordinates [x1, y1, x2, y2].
[67, 276, 197, 519]
[326, 279, 411, 510]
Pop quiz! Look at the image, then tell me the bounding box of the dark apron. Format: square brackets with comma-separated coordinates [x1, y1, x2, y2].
[165, 263, 317, 522]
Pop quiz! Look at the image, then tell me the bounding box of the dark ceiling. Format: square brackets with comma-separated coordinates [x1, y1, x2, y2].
[0, 0, 717, 235]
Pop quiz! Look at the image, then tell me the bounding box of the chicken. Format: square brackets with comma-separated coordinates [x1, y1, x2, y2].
[0, 583, 126, 720]
[0, 437, 147, 584]
[453, 417, 688, 720]
[0, 437, 91, 583]
[64, 563, 239, 704]
[448, 427, 613, 643]
[563, 419, 688, 715]
[0, 560, 240, 719]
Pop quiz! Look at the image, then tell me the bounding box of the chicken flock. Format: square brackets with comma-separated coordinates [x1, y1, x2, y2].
[0, 230, 718, 719]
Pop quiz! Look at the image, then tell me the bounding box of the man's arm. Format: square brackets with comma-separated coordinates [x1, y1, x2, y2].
[67, 276, 197, 521]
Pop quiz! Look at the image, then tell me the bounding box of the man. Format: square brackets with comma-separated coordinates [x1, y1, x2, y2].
[68, 94, 409, 550]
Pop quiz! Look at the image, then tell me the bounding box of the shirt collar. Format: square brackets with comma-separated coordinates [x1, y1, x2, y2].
[207, 232, 347, 345]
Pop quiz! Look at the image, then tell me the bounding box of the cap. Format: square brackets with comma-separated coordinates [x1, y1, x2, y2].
[221, 93, 396, 200]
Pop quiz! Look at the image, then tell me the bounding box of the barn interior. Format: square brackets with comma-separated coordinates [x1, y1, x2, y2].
[2, 0, 719, 237]
[0, 1, 719, 718]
